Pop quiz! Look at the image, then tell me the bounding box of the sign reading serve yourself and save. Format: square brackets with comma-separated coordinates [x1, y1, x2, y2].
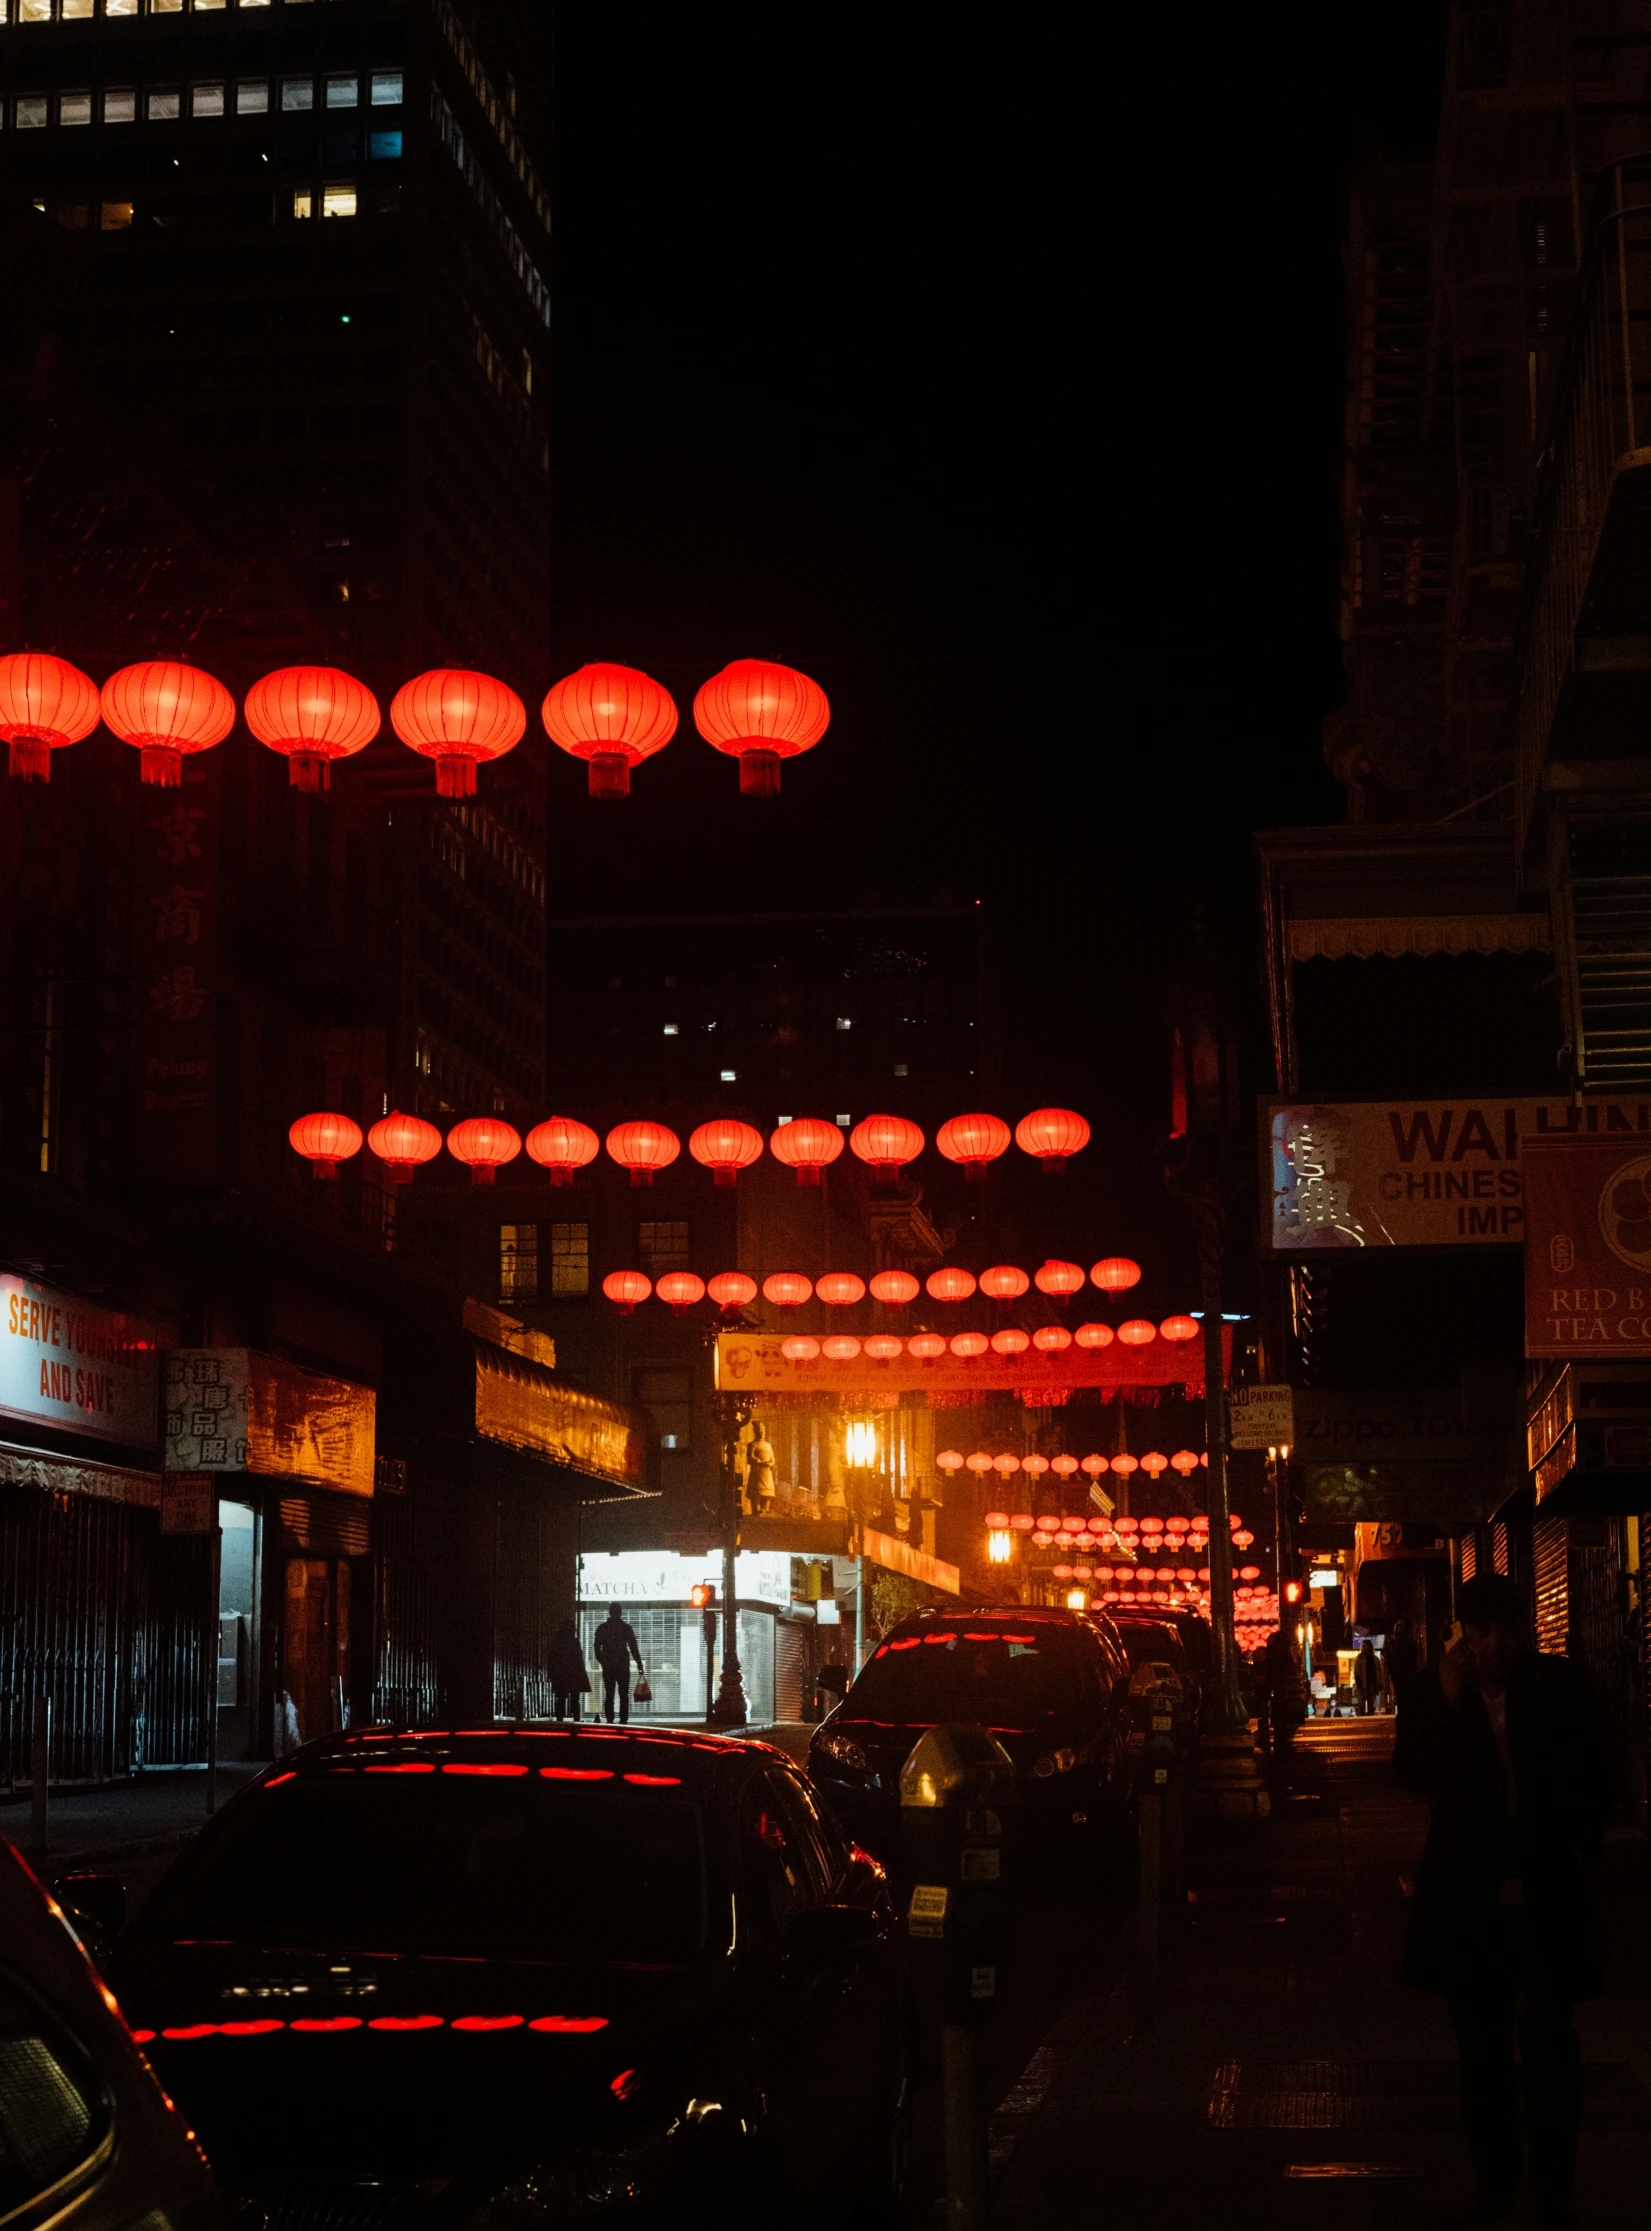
[0, 1275, 160, 1448]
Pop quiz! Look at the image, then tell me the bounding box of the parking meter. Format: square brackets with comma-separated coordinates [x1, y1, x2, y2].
[1126, 1659, 1185, 1791]
[898, 1724, 1015, 2023]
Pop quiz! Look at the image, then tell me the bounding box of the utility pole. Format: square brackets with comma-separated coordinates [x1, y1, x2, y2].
[709, 1392, 754, 1725]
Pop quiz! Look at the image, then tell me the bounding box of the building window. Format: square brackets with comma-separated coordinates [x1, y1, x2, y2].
[662, 1024, 679, 1037]
[192, 82, 226, 118]
[281, 77, 315, 113]
[194, 0, 227, 10]
[636, 1368, 693, 1453]
[100, 199, 133, 229]
[290, 187, 314, 219]
[17, 0, 51, 19]
[106, 0, 139, 14]
[836, 1016, 852, 1031]
[321, 183, 358, 218]
[720, 1069, 736, 1083]
[104, 89, 137, 124]
[835, 1113, 851, 1126]
[61, 0, 92, 14]
[55, 202, 89, 228]
[638, 1221, 691, 1275]
[893, 1063, 908, 1077]
[368, 130, 402, 160]
[326, 74, 359, 109]
[15, 96, 48, 129]
[549, 1221, 589, 1298]
[499, 1223, 539, 1304]
[59, 91, 93, 127]
[151, 0, 182, 11]
[147, 88, 181, 121]
[236, 80, 269, 115]
[370, 69, 404, 106]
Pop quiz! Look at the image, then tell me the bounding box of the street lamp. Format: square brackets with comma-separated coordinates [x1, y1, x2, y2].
[845, 1419, 878, 1469]
[986, 1529, 1013, 1565]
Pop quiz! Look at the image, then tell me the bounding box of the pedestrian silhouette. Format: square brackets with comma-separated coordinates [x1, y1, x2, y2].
[592, 1603, 646, 1724]
[1384, 1613, 1420, 1698]
[548, 1617, 588, 1722]
[1393, 1571, 1607, 2227]
[1354, 1637, 1381, 1716]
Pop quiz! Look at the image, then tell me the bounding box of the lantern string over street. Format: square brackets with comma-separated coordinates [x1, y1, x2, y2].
[692, 657, 829, 796]
[390, 668, 526, 798]
[288, 1112, 363, 1181]
[0, 652, 100, 782]
[541, 662, 677, 799]
[244, 665, 381, 793]
[366, 1112, 442, 1185]
[101, 659, 236, 787]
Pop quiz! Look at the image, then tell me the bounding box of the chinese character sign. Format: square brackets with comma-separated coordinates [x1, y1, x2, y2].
[165, 1349, 250, 1470]
[133, 763, 219, 1184]
[1523, 1135, 1651, 1357]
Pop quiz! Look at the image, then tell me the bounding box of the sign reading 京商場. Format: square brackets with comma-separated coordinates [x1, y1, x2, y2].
[0, 1275, 160, 1449]
[1265, 1096, 1651, 1252]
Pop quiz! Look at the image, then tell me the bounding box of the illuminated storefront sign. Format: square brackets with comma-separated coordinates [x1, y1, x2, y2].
[0, 1275, 160, 1449]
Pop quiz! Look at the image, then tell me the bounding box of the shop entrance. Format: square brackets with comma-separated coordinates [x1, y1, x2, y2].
[281, 1556, 351, 1749]
[216, 1500, 259, 1760]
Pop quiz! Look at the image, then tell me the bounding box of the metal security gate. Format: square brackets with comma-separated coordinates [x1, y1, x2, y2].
[371, 1479, 462, 1728]
[1532, 1516, 1568, 1656]
[492, 1480, 578, 1723]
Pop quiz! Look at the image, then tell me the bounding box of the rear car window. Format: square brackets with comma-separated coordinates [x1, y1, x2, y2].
[0, 1973, 108, 2216]
[844, 1622, 1098, 1729]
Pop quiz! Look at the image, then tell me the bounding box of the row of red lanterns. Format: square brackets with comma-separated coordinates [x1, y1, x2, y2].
[981, 1496, 1232, 1528]
[595, 1267, 1187, 1337]
[288, 1108, 1096, 1188]
[0, 652, 827, 797]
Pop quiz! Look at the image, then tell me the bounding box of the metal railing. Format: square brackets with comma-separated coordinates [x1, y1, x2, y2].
[1514, 158, 1651, 847]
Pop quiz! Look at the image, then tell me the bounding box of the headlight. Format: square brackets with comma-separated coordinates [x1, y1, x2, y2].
[814, 1730, 868, 1774]
[1030, 1747, 1077, 1779]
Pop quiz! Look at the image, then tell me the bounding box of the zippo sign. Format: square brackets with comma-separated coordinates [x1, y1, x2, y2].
[1523, 1135, 1651, 1358]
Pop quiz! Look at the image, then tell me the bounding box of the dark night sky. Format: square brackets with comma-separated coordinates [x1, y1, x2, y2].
[540, 4, 1450, 1298]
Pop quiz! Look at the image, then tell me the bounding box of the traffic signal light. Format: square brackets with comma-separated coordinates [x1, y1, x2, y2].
[1283, 1580, 1303, 1605]
[690, 1583, 714, 1610]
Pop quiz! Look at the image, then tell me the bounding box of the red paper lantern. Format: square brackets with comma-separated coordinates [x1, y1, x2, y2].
[448, 1117, 521, 1186]
[1080, 1455, 1109, 1479]
[849, 1114, 925, 1178]
[816, 1272, 867, 1306]
[821, 1334, 862, 1361]
[979, 1265, 1030, 1301]
[1141, 1453, 1169, 1481]
[950, 1331, 989, 1358]
[865, 1334, 904, 1360]
[693, 657, 829, 796]
[244, 665, 380, 793]
[707, 1272, 758, 1313]
[289, 1110, 362, 1180]
[965, 1453, 995, 1476]
[1014, 1107, 1090, 1172]
[869, 1270, 919, 1305]
[935, 1112, 1011, 1180]
[991, 1328, 1030, 1355]
[1117, 1319, 1157, 1347]
[688, 1119, 764, 1187]
[390, 668, 525, 797]
[1111, 1453, 1139, 1479]
[606, 1120, 680, 1188]
[525, 1117, 600, 1186]
[101, 660, 235, 787]
[762, 1273, 813, 1308]
[907, 1332, 947, 1361]
[1009, 1512, 1035, 1530]
[655, 1272, 706, 1313]
[1074, 1323, 1114, 1350]
[542, 662, 677, 799]
[925, 1267, 977, 1303]
[769, 1117, 844, 1186]
[936, 1450, 965, 1474]
[1033, 1259, 1085, 1297]
[1091, 1257, 1141, 1296]
[1051, 1455, 1079, 1479]
[781, 1335, 820, 1361]
[1160, 1315, 1199, 1343]
[1032, 1325, 1072, 1352]
[993, 1454, 1021, 1476]
[603, 1270, 652, 1314]
[983, 1509, 1011, 1530]
[1021, 1454, 1049, 1478]
[366, 1110, 441, 1184]
[0, 652, 99, 782]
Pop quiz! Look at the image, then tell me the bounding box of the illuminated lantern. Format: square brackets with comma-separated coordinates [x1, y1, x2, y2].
[864, 1334, 903, 1360]
[1117, 1319, 1157, 1346]
[448, 1117, 521, 1186]
[289, 1111, 362, 1180]
[655, 1272, 706, 1313]
[542, 662, 676, 799]
[707, 1271, 758, 1314]
[1080, 1455, 1109, 1480]
[869, 1270, 919, 1305]
[965, 1453, 995, 1476]
[936, 1450, 965, 1475]
[769, 1117, 843, 1186]
[244, 665, 379, 793]
[907, 1332, 946, 1361]
[1141, 1453, 1169, 1483]
[991, 1328, 1030, 1355]
[1031, 1531, 1053, 1547]
[983, 1509, 1011, 1530]
[366, 1110, 441, 1184]
[1239, 1565, 1261, 1582]
[1033, 1260, 1085, 1298]
[1010, 1512, 1034, 1531]
[821, 1335, 862, 1360]
[525, 1117, 600, 1186]
[1114, 1515, 1137, 1535]
[1032, 1325, 1072, 1353]
[935, 1112, 1011, 1180]
[1021, 1454, 1049, 1478]
[606, 1120, 680, 1188]
[602, 1270, 652, 1314]
[1051, 1455, 1079, 1480]
[1052, 1565, 1073, 1582]
[1160, 1314, 1199, 1342]
[1111, 1453, 1139, 1480]
[101, 659, 234, 787]
[781, 1335, 820, 1361]
[950, 1332, 989, 1358]
[689, 1119, 764, 1187]
[849, 1114, 925, 1178]
[926, 1267, 977, 1303]
[1091, 1257, 1141, 1296]
[815, 1272, 867, 1307]
[1170, 1450, 1200, 1478]
[693, 657, 829, 796]
[390, 668, 525, 797]
[0, 652, 99, 782]
[979, 1265, 1030, 1301]
[1074, 1323, 1114, 1350]
[762, 1273, 813, 1308]
[993, 1454, 1021, 1476]
[1014, 1107, 1090, 1172]
[1234, 1529, 1255, 1549]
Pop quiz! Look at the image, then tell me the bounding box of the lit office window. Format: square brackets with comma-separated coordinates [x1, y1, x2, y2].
[236, 80, 269, 114]
[549, 1222, 590, 1297]
[636, 1369, 693, 1452]
[290, 187, 313, 219]
[106, 0, 139, 14]
[321, 183, 357, 219]
[370, 70, 404, 106]
[326, 75, 358, 109]
[638, 1222, 691, 1275]
[103, 89, 137, 123]
[368, 131, 402, 160]
[281, 77, 315, 113]
[100, 200, 133, 229]
[147, 88, 181, 121]
[499, 1224, 539, 1305]
[15, 96, 48, 130]
[194, 0, 227, 11]
[62, 0, 92, 17]
[18, 0, 52, 20]
[59, 91, 93, 126]
[152, 0, 182, 11]
[192, 83, 226, 117]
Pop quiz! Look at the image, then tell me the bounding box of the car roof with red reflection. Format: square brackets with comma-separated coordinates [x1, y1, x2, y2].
[261, 1723, 767, 1791]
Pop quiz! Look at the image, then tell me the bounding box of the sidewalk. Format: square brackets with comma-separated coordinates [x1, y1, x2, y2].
[993, 1719, 1651, 2229]
[0, 1764, 264, 1873]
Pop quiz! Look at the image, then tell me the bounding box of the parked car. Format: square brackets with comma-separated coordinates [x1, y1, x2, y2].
[808, 1605, 1132, 1864]
[0, 1844, 222, 2231]
[1108, 1605, 1212, 1720]
[1105, 1612, 1199, 1763]
[95, 1725, 909, 2227]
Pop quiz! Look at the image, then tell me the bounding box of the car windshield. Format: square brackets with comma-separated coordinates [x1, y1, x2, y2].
[843, 1622, 1095, 1728]
[1114, 1623, 1187, 1674]
[141, 1769, 708, 1965]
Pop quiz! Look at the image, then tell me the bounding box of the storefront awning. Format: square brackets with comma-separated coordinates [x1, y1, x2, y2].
[1288, 912, 1550, 963]
[473, 1340, 646, 1491]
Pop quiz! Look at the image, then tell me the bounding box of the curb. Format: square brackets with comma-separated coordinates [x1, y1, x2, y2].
[6, 1826, 199, 1872]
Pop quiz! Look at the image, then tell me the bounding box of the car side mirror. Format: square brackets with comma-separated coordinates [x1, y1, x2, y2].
[54, 1872, 126, 1960]
[783, 1903, 881, 1968]
[817, 1664, 848, 1698]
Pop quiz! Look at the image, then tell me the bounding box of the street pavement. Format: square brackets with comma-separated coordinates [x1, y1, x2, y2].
[988, 1716, 1651, 2229]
